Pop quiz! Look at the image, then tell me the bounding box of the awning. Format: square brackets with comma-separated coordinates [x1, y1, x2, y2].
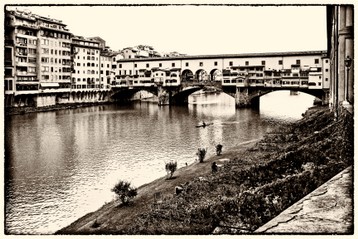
[40, 82, 60, 88]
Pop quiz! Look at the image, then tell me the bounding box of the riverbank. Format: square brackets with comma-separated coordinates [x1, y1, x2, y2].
[57, 105, 353, 234]
[5, 101, 115, 116]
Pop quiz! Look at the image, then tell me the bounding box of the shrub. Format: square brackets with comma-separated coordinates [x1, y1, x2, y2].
[196, 148, 207, 163]
[112, 180, 138, 206]
[165, 161, 177, 179]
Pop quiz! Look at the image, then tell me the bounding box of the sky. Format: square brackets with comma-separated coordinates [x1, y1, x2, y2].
[5, 4, 328, 55]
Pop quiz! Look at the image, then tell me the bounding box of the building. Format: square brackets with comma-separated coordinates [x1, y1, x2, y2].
[120, 45, 161, 59]
[100, 51, 117, 89]
[5, 8, 72, 107]
[4, 8, 120, 107]
[71, 36, 101, 90]
[326, 5, 354, 114]
[115, 51, 330, 90]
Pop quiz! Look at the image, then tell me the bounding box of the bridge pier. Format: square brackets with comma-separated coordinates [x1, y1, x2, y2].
[157, 86, 170, 106]
[235, 87, 252, 108]
[322, 90, 330, 105]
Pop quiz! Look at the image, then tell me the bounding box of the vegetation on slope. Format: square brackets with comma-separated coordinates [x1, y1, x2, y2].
[122, 107, 353, 234]
[57, 106, 353, 235]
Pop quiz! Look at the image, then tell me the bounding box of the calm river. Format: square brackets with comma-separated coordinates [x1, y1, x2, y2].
[4, 91, 314, 234]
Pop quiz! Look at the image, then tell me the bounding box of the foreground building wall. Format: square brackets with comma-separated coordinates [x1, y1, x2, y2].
[327, 5, 354, 113]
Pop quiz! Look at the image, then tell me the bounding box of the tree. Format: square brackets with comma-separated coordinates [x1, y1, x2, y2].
[111, 180, 137, 206]
[197, 148, 207, 163]
[165, 161, 177, 179]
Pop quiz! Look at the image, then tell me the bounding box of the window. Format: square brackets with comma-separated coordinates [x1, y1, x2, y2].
[172, 63, 175, 67]
[245, 61, 249, 66]
[261, 60, 265, 65]
[28, 49, 36, 55]
[325, 69, 328, 72]
[185, 62, 189, 67]
[296, 59, 301, 65]
[229, 61, 233, 66]
[278, 60, 283, 65]
[199, 62, 203, 67]
[42, 48, 49, 54]
[315, 59, 319, 64]
[119, 64, 122, 68]
[134, 64, 137, 67]
[41, 57, 49, 63]
[214, 61, 217, 66]
[325, 59, 329, 63]
[159, 63, 162, 67]
[146, 63, 149, 68]
[325, 78, 328, 81]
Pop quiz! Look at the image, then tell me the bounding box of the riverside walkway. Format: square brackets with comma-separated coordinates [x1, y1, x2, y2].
[255, 166, 353, 234]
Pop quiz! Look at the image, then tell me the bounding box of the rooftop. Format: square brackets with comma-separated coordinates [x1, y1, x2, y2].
[117, 50, 327, 62]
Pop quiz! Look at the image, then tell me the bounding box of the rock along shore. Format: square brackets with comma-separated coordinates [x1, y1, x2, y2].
[56, 106, 353, 235]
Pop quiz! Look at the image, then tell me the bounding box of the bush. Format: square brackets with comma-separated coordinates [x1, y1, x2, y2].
[112, 180, 138, 206]
[165, 161, 177, 179]
[196, 148, 207, 163]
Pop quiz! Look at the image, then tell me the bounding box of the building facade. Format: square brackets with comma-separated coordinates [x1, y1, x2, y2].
[114, 51, 330, 90]
[71, 36, 101, 90]
[5, 8, 74, 107]
[4, 8, 120, 107]
[326, 5, 354, 114]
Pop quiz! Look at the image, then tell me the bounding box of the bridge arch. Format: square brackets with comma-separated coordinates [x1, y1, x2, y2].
[249, 88, 328, 108]
[170, 86, 202, 105]
[110, 87, 158, 101]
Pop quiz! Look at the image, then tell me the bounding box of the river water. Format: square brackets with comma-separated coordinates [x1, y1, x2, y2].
[4, 91, 314, 234]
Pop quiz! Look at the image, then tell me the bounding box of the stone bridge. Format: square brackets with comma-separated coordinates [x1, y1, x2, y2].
[110, 80, 329, 108]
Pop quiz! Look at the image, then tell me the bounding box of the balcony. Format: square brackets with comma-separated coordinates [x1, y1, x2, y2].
[16, 71, 37, 76]
[16, 60, 29, 67]
[16, 42, 27, 48]
[15, 51, 28, 57]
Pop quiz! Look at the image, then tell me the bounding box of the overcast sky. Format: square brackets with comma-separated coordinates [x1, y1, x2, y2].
[7, 4, 328, 55]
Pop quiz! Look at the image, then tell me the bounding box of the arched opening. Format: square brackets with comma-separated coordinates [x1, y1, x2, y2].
[195, 69, 208, 82]
[210, 69, 222, 82]
[181, 69, 194, 82]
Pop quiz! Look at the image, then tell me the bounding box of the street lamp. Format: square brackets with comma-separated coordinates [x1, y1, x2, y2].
[344, 56, 352, 102]
[345, 56, 352, 69]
